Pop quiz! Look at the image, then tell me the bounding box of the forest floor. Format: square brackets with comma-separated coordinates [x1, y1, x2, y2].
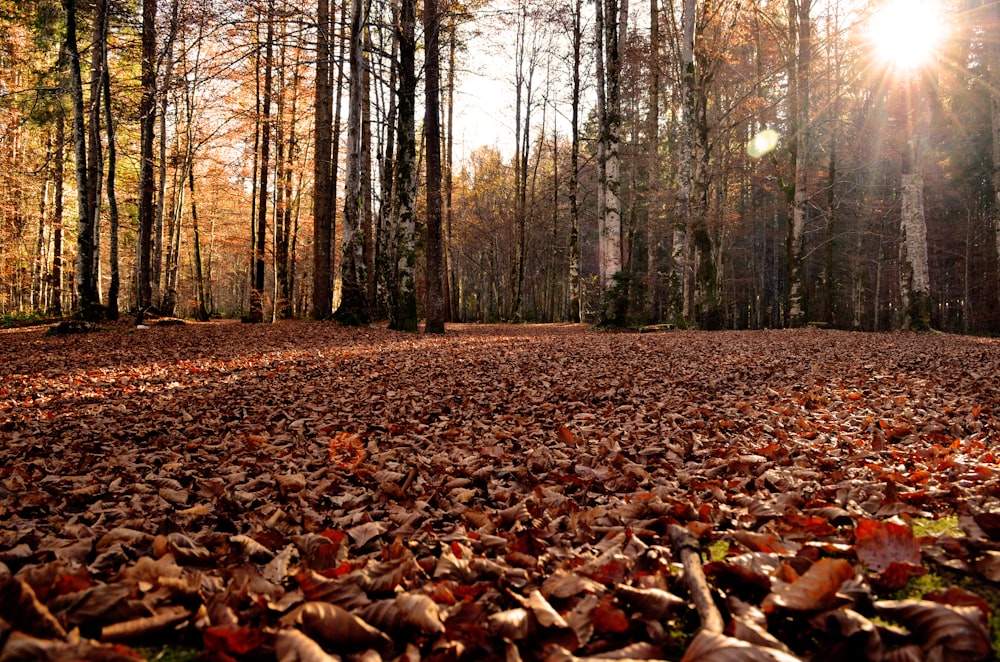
[2, 321, 1000, 661]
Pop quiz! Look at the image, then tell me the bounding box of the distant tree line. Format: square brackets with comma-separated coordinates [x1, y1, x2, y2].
[1, 0, 999, 333]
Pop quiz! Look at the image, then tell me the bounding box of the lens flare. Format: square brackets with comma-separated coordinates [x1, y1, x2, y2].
[747, 129, 779, 159]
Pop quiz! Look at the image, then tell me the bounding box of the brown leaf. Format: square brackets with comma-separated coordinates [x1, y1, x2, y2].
[875, 599, 992, 660]
[680, 630, 804, 661]
[0, 577, 67, 639]
[615, 585, 685, 620]
[488, 607, 534, 640]
[395, 592, 446, 635]
[762, 558, 854, 613]
[275, 628, 341, 662]
[280, 601, 392, 655]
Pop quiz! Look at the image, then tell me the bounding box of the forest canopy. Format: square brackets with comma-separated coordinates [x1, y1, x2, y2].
[2, 0, 1000, 332]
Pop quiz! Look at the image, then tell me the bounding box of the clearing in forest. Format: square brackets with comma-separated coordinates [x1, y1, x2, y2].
[1, 322, 999, 660]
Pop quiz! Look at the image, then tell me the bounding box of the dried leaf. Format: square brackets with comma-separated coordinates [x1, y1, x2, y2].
[395, 591, 446, 635]
[275, 628, 341, 662]
[680, 630, 804, 661]
[616, 585, 685, 620]
[875, 599, 992, 660]
[280, 601, 392, 655]
[489, 607, 534, 640]
[762, 558, 854, 613]
[855, 519, 920, 572]
[0, 577, 67, 639]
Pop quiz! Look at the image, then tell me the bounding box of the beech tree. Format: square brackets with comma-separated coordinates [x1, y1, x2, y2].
[786, 0, 811, 327]
[334, 0, 370, 325]
[387, 0, 418, 331]
[63, 0, 101, 319]
[136, 0, 157, 319]
[424, 0, 446, 333]
[312, 0, 334, 320]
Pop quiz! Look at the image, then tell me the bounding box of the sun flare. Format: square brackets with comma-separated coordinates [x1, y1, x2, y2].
[868, 0, 946, 71]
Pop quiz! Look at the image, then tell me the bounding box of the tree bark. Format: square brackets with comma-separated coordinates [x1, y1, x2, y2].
[899, 171, 932, 331]
[50, 110, 65, 316]
[786, 0, 811, 327]
[423, 0, 446, 333]
[567, 0, 582, 323]
[335, 0, 370, 325]
[672, 0, 696, 325]
[63, 0, 100, 319]
[990, 0, 1000, 318]
[250, 1, 275, 323]
[84, 0, 106, 311]
[136, 0, 157, 318]
[103, 51, 120, 320]
[600, 0, 624, 291]
[388, 0, 418, 331]
[152, 0, 181, 310]
[312, 0, 334, 319]
[646, 0, 660, 320]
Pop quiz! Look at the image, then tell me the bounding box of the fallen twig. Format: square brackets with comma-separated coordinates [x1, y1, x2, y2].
[668, 524, 724, 634]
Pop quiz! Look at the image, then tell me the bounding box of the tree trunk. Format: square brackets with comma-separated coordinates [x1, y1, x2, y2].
[152, 0, 180, 310]
[990, 0, 1000, 317]
[278, 26, 301, 320]
[424, 0, 446, 333]
[600, 0, 624, 291]
[362, 27, 376, 313]
[85, 0, 106, 309]
[672, 0, 696, 325]
[647, 0, 660, 320]
[250, 1, 275, 323]
[335, 0, 370, 325]
[594, 0, 607, 292]
[445, 17, 457, 322]
[188, 163, 210, 321]
[389, 0, 418, 332]
[63, 0, 99, 319]
[899, 171, 932, 331]
[136, 0, 157, 318]
[103, 52, 120, 320]
[511, 1, 533, 320]
[567, 0, 582, 323]
[50, 110, 65, 316]
[161, 158, 183, 317]
[786, 0, 810, 327]
[312, 0, 334, 319]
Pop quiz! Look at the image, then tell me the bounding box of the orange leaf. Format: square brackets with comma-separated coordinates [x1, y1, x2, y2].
[591, 599, 630, 634]
[855, 519, 920, 572]
[557, 425, 580, 445]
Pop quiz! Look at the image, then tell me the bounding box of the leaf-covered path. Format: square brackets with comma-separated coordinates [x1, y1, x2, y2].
[2, 322, 999, 660]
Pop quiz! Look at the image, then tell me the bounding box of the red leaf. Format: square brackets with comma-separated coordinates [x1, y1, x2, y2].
[203, 625, 267, 656]
[591, 599, 630, 634]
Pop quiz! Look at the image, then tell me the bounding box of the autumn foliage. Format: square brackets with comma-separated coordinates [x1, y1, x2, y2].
[1, 322, 998, 660]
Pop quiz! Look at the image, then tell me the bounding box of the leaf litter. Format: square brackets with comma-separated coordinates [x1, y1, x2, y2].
[1, 322, 999, 660]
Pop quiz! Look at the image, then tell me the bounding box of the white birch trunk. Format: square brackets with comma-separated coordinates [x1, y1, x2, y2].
[672, 0, 696, 322]
[899, 171, 931, 330]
